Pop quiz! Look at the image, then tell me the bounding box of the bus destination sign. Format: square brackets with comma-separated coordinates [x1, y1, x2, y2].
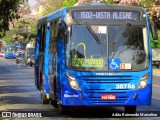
[72, 10, 140, 21]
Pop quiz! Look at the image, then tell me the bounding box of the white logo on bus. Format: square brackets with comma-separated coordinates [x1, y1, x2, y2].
[110, 59, 119, 69]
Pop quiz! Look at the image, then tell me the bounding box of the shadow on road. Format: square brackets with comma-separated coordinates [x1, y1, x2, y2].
[0, 95, 40, 104]
[0, 85, 37, 94]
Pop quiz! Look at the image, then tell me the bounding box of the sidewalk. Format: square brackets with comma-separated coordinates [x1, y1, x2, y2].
[153, 68, 160, 76]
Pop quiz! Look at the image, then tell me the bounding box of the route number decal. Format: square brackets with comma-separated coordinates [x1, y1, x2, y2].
[116, 84, 135, 89]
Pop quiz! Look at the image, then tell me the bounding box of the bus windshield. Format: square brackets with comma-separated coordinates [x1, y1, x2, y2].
[6, 46, 16, 53]
[66, 24, 149, 71]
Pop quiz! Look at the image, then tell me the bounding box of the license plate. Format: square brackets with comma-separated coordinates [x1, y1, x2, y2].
[101, 94, 116, 100]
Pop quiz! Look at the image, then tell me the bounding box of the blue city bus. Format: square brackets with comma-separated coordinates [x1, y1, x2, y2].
[35, 2, 158, 113]
[4, 44, 17, 59]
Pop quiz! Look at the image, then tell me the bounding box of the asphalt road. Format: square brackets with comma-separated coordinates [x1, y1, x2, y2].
[0, 57, 160, 120]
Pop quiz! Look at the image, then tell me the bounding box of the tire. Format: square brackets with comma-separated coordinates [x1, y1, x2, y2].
[30, 62, 32, 67]
[41, 90, 49, 104]
[39, 71, 43, 90]
[35, 69, 40, 91]
[16, 60, 19, 64]
[157, 62, 160, 68]
[35, 78, 40, 91]
[125, 106, 136, 113]
[50, 98, 57, 108]
[58, 104, 67, 114]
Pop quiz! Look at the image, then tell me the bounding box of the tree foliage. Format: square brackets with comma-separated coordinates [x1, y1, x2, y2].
[0, 0, 28, 37]
[1, 0, 160, 47]
[105, 0, 160, 47]
[1, 0, 37, 45]
[63, 0, 78, 7]
[152, 30, 160, 48]
[37, 0, 64, 17]
[106, 0, 160, 29]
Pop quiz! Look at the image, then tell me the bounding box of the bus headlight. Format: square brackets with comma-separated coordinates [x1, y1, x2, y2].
[139, 81, 147, 87]
[136, 73, 149, 90]
[66, 73, 81, 90]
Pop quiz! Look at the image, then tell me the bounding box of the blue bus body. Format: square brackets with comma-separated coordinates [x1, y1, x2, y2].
[35, 3, 157, 112]
[4, 45, 16, 59]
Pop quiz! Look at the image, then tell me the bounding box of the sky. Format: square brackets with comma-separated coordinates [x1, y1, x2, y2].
[28, 0, 37, 6]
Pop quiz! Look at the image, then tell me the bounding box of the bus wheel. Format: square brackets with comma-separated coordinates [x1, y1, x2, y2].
[124, 106, 136, 113]
[50, 98, 57, 108]
[35, 78, 40, 91]
[157, 62, 160, 68]
[41, 90, 49, 104]
[58, 104, 67, 114]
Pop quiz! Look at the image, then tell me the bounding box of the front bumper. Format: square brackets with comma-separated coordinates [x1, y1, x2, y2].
[61, 84, 151, 106]
[5, 54, 16, 58]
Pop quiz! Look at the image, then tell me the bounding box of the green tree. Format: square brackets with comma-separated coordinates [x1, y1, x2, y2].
[152, 30, 160, 48]
[1, 0, 37, 46]
[0, 0, 28, 37]
[63, 0, 78, 7]
[37, 0, 64, 16]
[106, 0, 160, 47]
[106, 0, 160, 29]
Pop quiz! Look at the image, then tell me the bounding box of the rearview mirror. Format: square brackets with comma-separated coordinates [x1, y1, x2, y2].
[150, 19, 158, 40]
[57, 19, 67, 39]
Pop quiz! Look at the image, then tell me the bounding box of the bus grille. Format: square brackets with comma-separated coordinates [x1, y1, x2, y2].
[83, 75, 133, 84]
[79, 75, 137, 104]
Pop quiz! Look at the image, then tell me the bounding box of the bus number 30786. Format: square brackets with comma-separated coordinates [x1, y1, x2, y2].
[116, 84, 135, 89]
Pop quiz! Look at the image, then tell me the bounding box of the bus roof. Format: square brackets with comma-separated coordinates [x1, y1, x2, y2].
[38, 3, 145, 25]
[38, 8, 66, 24]
[67, 3, 145, 12]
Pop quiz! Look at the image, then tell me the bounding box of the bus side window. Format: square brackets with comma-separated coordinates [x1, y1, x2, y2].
[42, 25, 46, 53]
[49, 23, 54, 54]
[38, 26, 42, 54]
[50, 20, 58, 75]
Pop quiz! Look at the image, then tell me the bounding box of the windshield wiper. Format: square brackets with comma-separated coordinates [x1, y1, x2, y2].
[113, 22, 131, 52]
[84, 22, 101, 44]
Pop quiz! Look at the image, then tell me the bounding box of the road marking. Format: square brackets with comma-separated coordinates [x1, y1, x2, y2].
[152, 97, 160, 101]
[153, 84, 160, 88]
